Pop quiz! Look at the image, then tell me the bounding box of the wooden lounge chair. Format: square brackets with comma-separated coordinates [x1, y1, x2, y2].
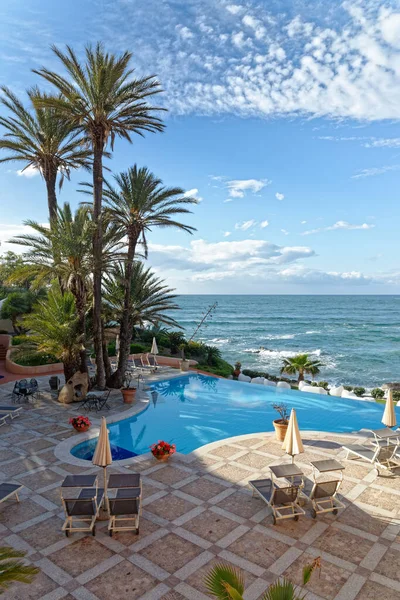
[107, 473, 142, 536]
[61, 475, 103, 537]
[0, 483, 23, 505]
[144, 354, 164, 371]
[249, 478, 305, 525]
[343, 442, 400, 474]
[0, 406, 23, 420]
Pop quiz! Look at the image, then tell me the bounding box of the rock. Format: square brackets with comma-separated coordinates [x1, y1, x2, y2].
[264, 379, 277, 387]
[302, 385, 328, 395]
[277, 381, 291, 389]
[330, 385, 344, 397]
[251, 377, 265, 385]
[298, 381, 306, 390]
[58, 372, 89, 404]
[341, 390, 358, 399]
[238, 373, 251, 382]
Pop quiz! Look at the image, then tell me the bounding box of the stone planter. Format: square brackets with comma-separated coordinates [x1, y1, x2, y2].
[273, 419, 288, 442]
[121, 388, 136, 403]
[180, 359, 190, 372]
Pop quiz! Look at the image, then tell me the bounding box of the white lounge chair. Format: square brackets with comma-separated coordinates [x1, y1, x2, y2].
[343, 442, 400, 475]
[0, 406, 23, 420]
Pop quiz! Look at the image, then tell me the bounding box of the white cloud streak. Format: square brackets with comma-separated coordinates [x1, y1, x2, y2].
[302, 220, 375, 235]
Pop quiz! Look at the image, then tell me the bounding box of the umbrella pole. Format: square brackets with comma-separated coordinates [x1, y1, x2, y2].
[103, 467, 109, 513]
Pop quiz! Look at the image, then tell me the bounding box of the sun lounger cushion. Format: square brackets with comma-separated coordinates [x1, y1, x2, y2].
[109, 489, 140, 516]
[343, 445, 376, 461]
[0, 483, 22, 502]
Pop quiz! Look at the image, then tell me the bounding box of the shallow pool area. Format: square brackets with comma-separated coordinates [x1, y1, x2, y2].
[71, 373, 398, 460]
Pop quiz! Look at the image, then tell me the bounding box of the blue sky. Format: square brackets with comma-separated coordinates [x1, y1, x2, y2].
[1, 0, 400, 293]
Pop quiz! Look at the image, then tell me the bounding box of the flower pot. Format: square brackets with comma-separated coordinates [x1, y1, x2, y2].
[73, 424, 90, 433]
[153, 454, 170, 462]
[273, 419, 288, 442]
[233, 370, 240, 378]
[121, 388, 136, 404]
[180, 359, 190, 372]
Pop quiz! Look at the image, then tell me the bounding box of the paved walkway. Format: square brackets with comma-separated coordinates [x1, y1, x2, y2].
[0, 376, 400, 599]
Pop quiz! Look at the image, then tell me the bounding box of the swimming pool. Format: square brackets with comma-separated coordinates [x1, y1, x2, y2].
[71, 373, 398, 460]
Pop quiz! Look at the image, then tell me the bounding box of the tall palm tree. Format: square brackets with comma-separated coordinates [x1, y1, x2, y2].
[0, 87, 91, 226]
[8, 203, 123, 374]
[0, 546, 38, 594]
[280, 353, 323, 383]
[90, 166, 197, 387]
[33, 43, 165, 387]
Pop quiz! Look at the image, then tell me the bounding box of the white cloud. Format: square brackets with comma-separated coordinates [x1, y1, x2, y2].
[176, 25, 193, 40]
[301, 220, 307, 224]
[235, 219, 257, 231]
[17, 165, 39, 178]
[302, 220, 375, 235]
[281, 229, 289, 235]
[260, 220, 269, 228]
[226, 4, 242, 15]
[226, 178, 270, 198]
[275, 192, 284, 201]
[184, 188, 203, 202]
[223, 231, 231, 237]
[365, 138, 400, 148]
[352, 165, 400, 178]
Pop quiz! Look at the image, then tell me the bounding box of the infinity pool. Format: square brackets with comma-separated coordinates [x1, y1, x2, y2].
[71, 374, 397, 460]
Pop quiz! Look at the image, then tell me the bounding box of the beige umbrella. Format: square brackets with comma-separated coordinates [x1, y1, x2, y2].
[92, 417, 112, 510]
[151, 337, 159, 355]
[282, 409, 304, 463]
[382, 389, 396, 428]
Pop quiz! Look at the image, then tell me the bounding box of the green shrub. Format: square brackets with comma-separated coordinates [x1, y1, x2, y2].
[318, 381, 329, 390]
[371, 388, 384, 399]
[242, 369, 269, 379]
[13, 351, 58, 366]
[197, 357, 233, 378]
[310, 381, 319, 387]
[344, 385, 353, 392]
[11, 335, 26, 345]
[392, 390, 400, 403]
[130, 342, 148, 354]
[353, 386, 366, 397]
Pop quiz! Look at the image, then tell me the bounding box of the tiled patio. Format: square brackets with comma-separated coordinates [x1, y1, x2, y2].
[1, 376, 400, 600]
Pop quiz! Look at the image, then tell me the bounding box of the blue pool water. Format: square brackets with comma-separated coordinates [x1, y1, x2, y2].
[71, 374, 399, 461]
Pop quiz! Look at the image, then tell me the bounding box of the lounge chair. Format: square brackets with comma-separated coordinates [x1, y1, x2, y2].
[0, 406, 23, 420]
[249, 478, 305, 525]
[343, 442, 400, 474]
[0, 483, 23, 505]
[364, 428, 400, 446]
[306, 480, 345, 518]
[108, 473, 142, 536]
[61, 475, 104, 537]
[144, 354, 164, 371]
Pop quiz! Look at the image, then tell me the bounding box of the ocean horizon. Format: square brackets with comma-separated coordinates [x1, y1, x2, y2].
[172, 295, 400, 388]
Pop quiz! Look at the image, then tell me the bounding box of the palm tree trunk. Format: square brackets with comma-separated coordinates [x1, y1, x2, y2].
[63, 357, 78, 383]
[75, 290, 88, 375]
[45, 170, 58, 227]
[102, 326, 112, 381]
[298, 369, 304, 383]
[92, 136, 105, 387]
[107, 234, 138, 388]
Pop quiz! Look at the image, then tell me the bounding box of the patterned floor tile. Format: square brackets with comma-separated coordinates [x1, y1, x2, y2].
[147, 466, 192, 486]
[178, 477, 228, 501]
[283, 556, 351, 600]
[228, 529, 290, 569]
[355, 579, 400, 599]
[49, 537, 114, 577]
[214, 490, 264, 518]
[313, 527, 375, 564]
[145, 494, 198, 521]
[182, 509, 240, 542]
[138, 532, 203, 573]
[86, 559, 160, 599]
[374, 548, 400, 582]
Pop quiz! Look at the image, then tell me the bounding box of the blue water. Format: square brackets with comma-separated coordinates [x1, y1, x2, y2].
[71, 374, 399, 460]
[171, 295, 400, 387]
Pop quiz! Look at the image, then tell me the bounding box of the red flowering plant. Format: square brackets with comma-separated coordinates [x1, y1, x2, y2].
[69, 415, 91, 430]
[150, 440, 176, 458]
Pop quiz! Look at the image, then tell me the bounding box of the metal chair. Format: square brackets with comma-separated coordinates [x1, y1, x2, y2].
[61, 475, 104, 537]
[249, 478, 305, 525]
[307, 480, 345, 518]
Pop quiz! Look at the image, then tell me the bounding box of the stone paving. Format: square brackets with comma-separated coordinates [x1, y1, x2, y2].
[0, 376, 400, 599]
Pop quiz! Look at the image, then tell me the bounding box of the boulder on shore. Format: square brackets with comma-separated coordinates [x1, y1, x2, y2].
[277, 381, 291, 389]
[238, 373, 251, 382]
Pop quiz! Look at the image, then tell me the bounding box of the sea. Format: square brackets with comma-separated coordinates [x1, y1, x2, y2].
[172, 295, 400, 388]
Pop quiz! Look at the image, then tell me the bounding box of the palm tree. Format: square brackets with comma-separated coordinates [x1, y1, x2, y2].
[33, 43, 165, 387]
[103, 261, 180, 386]
[280, 354, 323, 383]
[8, 203, 124, 373]
[19, 286, 84, 381]
[0, 546, 38, 594]
[89, 165, 197, 387]
[0, 87, 91, 226]
[205, 560, 319, 600]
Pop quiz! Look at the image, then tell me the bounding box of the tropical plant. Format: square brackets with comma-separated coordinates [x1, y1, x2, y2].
[280, 354, 323, 383]
[353, 386, 366, 397]
[0, 290, 39, 333]
[166, 331, 186, 354]
[0, 546, 39, 594]
[273, 403, 290, 425]
[204, 559, 320, 599]
[81, 165, 197, 386]
[103, 260, 180, 386]
[0, 87, 91, 226]
[16, 286, 83, 381]
[33, 43, 165, 387]
[371, 388, 385, 399]
[0, 252, 32, 289]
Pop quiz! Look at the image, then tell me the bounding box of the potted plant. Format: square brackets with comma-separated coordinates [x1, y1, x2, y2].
[150, 440, 176, 462]
[272, 403, 289, 441]
[179, 343, 190, 372]
[233, 361, 241, 378]
[69, 415, 91, 433]
[121, 374, 137, 404]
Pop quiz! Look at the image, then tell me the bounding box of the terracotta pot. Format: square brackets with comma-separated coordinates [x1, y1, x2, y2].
[233, 369, 240, 378]
[121, 388, 136, 403]
[180, 359, 190, 372]
[153, 454, 169, 462]
[73, 424, 90, 433]
[273, 419, 288, 442]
